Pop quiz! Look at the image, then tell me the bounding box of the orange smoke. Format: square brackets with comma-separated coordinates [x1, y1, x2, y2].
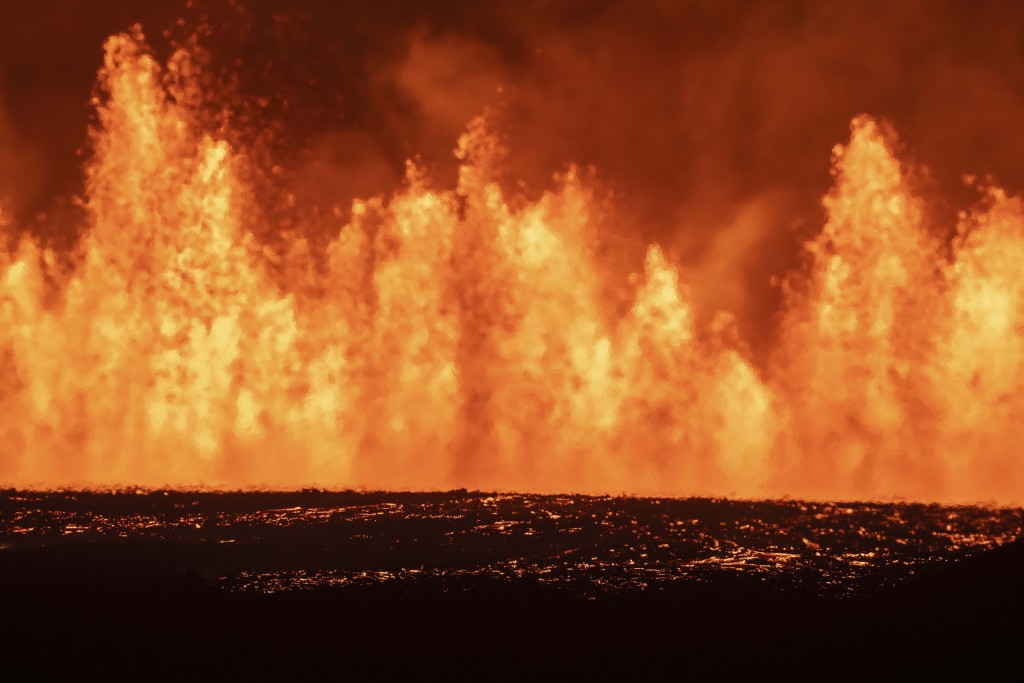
[1, 31, 1023, 502]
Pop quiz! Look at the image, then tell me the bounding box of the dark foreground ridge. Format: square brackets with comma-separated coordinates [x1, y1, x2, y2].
[2, 489, 1022, 678]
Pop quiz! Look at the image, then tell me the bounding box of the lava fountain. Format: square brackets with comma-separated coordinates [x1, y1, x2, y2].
[1, 29, 1023, 503]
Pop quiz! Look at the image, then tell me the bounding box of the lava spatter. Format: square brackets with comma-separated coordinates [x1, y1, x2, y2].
[3, 31, 1024, 503]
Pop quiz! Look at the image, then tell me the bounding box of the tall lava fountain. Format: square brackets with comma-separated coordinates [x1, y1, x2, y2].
[1, 30, 1023, 503]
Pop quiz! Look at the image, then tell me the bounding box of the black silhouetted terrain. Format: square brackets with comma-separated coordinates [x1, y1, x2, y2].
[2, 490, 1022, 678]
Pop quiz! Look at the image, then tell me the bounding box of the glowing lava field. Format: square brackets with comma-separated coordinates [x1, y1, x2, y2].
[3, 489, 1024, 674]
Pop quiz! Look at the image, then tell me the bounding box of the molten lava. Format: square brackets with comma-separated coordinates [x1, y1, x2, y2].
[2, 30, 1023, 502]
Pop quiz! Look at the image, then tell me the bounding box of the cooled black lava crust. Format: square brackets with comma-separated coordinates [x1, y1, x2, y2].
[3, 489, 1023, 677]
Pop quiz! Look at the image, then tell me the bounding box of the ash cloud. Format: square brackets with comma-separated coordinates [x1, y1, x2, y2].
[0, 91, 45, 221]
[4, 0, 1024, 344]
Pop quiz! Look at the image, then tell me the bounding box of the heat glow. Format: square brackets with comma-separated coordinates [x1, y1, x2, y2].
[1, 32, 1022, 502]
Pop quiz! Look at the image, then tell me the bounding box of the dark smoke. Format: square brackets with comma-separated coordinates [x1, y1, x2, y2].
[2, 0, 1024, 349]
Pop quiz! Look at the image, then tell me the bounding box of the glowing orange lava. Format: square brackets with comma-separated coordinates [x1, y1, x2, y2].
[2, 31, 1023, 502]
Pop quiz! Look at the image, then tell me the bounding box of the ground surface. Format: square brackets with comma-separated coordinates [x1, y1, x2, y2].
[3, 489, 1024, 677]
